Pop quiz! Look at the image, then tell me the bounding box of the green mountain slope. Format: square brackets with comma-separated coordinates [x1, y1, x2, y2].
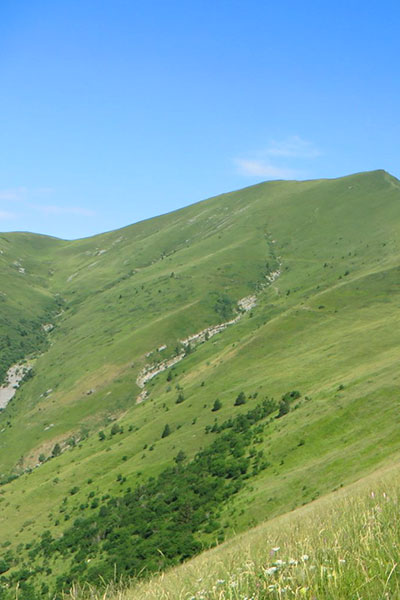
[0, 232, 63, 381]
[105, 461, 400, 600]
[1, 169, 400, 598]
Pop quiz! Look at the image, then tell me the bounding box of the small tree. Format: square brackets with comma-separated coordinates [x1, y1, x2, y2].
[214, 294, 234, 320]
[212, 399, 222, 412]
[176, 392, 185, 404]
[161, 424, 171, 438]
[110, 423, 121, 436]
[0, 559, 10, 575]
[98, 430, 106, 441]
[277, 398, 290, 418]
[52, 443, 61, 457]
[174, 450, 186, 464]
[277, 391, 300, 418]
[234, 391, 246, 406]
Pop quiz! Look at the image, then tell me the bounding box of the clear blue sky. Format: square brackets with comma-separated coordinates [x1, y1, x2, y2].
[0, 0, 399, 239]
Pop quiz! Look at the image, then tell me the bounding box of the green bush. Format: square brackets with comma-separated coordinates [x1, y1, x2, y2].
[51, 443, 61, 457]
[176, 392, 185, 404]
[212, 399, 222, 411]
[161, 424, 171, 438]
[234, 391, 246, 406]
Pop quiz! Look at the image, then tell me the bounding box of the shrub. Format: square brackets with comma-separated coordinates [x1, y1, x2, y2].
[212, 399, 222, 412]
[174, 450, 187, 464]
[0, 559, 9, 574]
[176, 392, 185, 404]
[110, 423, 121, 436]
[282, 390, 301, 402]
[161, 424, 171, 438]
[277, 398, 290, 418]
[234, 391, 246, 406]
[214, 294, 234, 320]
[51, 443, 61, 457]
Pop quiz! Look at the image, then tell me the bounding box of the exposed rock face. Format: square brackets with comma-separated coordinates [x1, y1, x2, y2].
[135, 292, 265, 400]
[0, 364, 31, 410]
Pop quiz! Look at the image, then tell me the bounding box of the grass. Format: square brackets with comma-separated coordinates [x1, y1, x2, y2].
[66, 462, 400, 599]
[1, 169, 400, 595]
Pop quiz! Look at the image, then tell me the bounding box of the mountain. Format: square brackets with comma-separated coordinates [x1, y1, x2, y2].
[1, 169, 400, 598]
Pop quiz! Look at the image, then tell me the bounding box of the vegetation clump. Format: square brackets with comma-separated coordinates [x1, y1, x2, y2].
[234, 391, 246, 406]
[161, 423, 171, 438]
[176, 392, 185, 404]
[211, 399, 222, 411]
[100, 471, 400, 600]
[277, 391, 301, 418]
[0, 401, 274, 597]
[214, 294, 235, 321]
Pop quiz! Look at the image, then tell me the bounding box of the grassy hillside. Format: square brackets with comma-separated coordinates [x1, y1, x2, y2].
[75, 460, 400, 600]
[0, 232, 63, 381]
[1, 169, 400, 598]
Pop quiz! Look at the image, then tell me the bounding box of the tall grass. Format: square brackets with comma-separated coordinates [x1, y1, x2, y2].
[66, 466, 400, 600]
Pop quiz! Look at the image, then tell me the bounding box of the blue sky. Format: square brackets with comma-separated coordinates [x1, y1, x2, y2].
[0, 1, 399, 239]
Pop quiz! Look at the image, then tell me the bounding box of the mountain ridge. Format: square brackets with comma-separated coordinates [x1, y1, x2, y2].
[1, 168, 396, 241]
